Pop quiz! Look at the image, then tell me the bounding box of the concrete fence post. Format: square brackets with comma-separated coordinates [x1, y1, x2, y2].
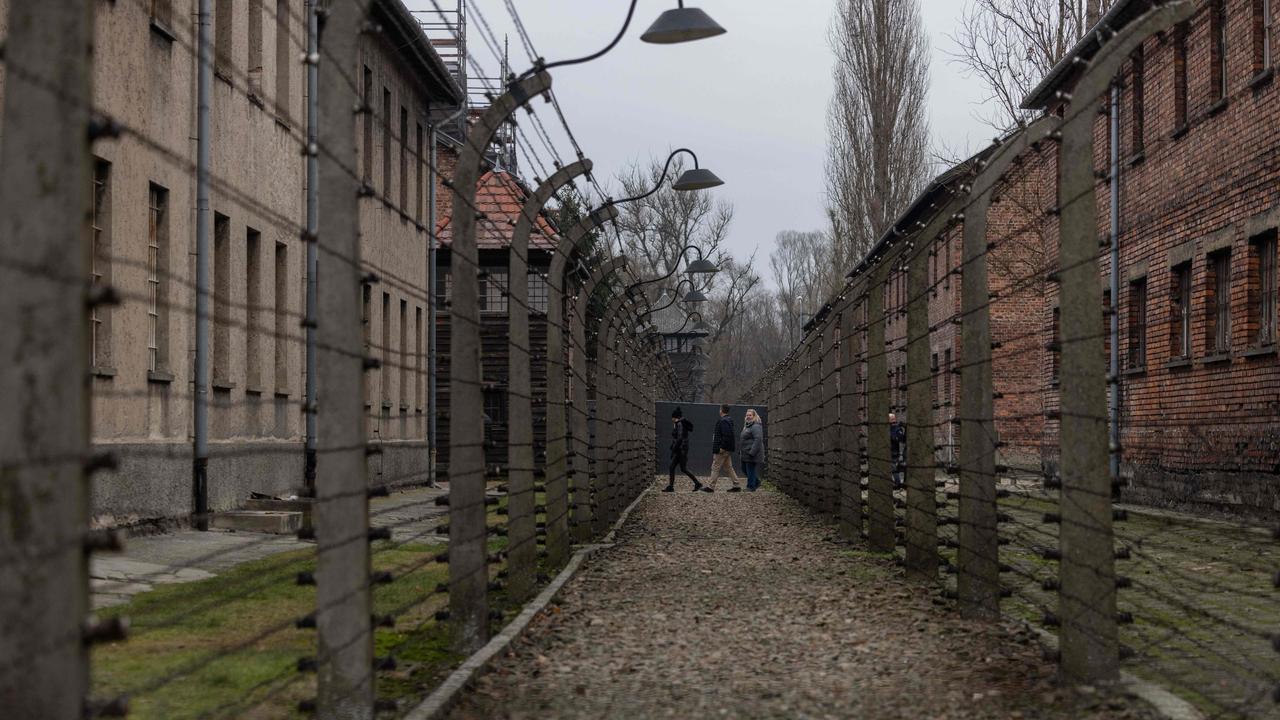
[865, 262, 894, 552]
[574, 258, 626, 538]
[824, 325, 840, 514]
[0, 1, 95, 716]
[448, 71, 552, 654]
[1054, 1, 1192, 684]
[837, 306, 861, 541]
[906, 233, 939, 581]
[506, 160, 591, 604]
[904, 194, 971, 579]
[314, 1, 374, 715]
[545, 207, 618, 555]
[958, 118, 1057, 618]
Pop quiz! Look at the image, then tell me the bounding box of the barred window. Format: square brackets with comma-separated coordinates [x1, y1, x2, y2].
[528, 271, 550, 314]
[479, 269, 509, 314]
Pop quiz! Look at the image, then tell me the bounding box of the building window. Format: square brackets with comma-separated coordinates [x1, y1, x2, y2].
[1127, 277, 1147, 370]
[1171, 262, 1192, 358]
[1211, 0, 1228, 101]
[399, 299, 408, 408]
[363, 66, 373, 179]
[415, 306, 424, 411]
[215, 0, 233, 75]
[248, 0, 264, 96]
[1174, 23, 1189, 128]
[529, 271, 549, 314]
[398, 107, 408, 211]
[382, 292, 391, 403]
[415, 122, 424, 223]
[362, 283, 372, 403]
[437, 269, 452, 305]
[1265, 0, 1275, 70]
[213, 213, 231, 384]
[1050, 307, 1061, 383]
[1255, 0, 1275, 73]
[147, 184, 169, 374]
[150, 0, 172, 27]
[943, 348, 952, 405]
[274, 242, 289, 392]
[1250, 231, 1277, 346]
[479, 269, 509, 314]
[1206, 250, 1232, 355]
[274, 0, 291, 117]
[1131, 45, 1145, 154]
[245, 227, 262, 388]
[1102, 289, 1112, 362]
[90, 159, 112, 370]
[483, 388, 507, 426]
[382, 88, 391, 199]
[930, 352, 939, 403]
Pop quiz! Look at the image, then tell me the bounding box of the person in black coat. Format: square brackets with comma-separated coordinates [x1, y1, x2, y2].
[702, 403, 742, 492]
[664, 407, 702, 492]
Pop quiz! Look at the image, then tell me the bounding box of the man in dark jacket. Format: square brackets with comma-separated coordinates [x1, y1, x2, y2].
[664, 407, 701, 492]
[702, 404, 741, 492]
[889, 412, 905, 489]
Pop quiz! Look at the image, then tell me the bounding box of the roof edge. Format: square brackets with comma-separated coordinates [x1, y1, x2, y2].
[373, 0, 465, 106]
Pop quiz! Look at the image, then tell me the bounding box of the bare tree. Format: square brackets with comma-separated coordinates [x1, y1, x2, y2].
[947, 0, 1113, 131]
[769, 230, 830, 346]
[826, 0, 933, 270]
[612, 156, 733, 292]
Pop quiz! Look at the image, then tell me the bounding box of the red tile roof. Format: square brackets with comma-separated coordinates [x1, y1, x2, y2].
[436, 170, 561, 251]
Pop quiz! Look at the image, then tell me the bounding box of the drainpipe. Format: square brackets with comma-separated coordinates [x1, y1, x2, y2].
[193, 0, 212, 530]
[303, 0, 319, 493]
[1109, 82, 1121, 489]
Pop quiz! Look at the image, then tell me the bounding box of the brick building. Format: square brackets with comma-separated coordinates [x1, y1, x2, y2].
[800, 0, 1279, 514]
[1026, 0, 1280, 512]
[0, 0, 461, 525]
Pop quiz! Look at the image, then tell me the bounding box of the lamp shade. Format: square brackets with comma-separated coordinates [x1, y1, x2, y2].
[640, 7, 726, 44]
[672, 167, 724, 191]
[684, 257, 718, 274]
[682, 287, 709, 303]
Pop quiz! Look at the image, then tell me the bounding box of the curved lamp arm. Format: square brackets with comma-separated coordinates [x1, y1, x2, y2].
[623, 244, 713, 296]
[609, 148, 702, 205]
[635, 277, 699, 322]
[671, 310, 704, 336]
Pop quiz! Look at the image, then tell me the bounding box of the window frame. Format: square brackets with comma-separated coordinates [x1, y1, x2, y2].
[1206, 249, 1233, 356]
[147, 183, 170, 376]
[1171, 262, 1193, 359]
[1127, 276, 1147, 370]
[1250, 231, 1278, 347]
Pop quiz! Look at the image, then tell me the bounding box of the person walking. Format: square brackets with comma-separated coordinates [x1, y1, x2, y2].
[740, 408, 765, 491]
[889, 412, 906, 489]
[664, 407, 701, 492]
[702, 404, 741, 492]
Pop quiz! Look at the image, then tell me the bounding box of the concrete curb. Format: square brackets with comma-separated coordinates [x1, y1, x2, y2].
[1028, 626, 1203, 720]
[402, 488, 651, 720]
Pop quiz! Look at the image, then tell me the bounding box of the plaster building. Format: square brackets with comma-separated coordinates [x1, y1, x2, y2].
[0, 0, 460, 525]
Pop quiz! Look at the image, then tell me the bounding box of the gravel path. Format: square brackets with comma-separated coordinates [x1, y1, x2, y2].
[448, 487, 1156, 720]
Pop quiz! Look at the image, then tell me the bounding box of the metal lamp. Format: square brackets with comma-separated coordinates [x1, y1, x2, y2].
[641, 2, 727, 44]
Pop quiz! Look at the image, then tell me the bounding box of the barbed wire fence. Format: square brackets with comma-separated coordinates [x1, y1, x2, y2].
[0, 0, 672, 717]
[740, 2, 1280, 717]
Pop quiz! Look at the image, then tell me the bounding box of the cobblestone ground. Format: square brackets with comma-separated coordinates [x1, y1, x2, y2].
[448, 485, 1157, 720]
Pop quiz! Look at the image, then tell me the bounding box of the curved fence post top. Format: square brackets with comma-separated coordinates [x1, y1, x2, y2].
[465, 72, 552, 159]
[970, 116, 1059, 200]
[550, 205, 621, 282]
[517, 158, 594, 237]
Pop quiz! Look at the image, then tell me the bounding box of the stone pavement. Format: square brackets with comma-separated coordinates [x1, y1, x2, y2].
[447, 485, 1158, 720]
[90, 485, 447, 609]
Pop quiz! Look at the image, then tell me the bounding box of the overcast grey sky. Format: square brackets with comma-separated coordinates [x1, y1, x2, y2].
[411, 1, 995, 281]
